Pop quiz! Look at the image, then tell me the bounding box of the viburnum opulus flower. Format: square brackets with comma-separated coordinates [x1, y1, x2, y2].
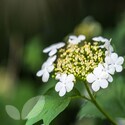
[55, 74, 75, 96]
[43, 42, 65, 56]
[36, 55, 56, 82]
[37, 35, 124, 96]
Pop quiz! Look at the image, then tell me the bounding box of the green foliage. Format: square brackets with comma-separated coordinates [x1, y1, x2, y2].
[112, 13, 125, 55]
[26, 88, 80, 125]
[5, 105, 21, 120]
[22, 96, 45, 120]
[78, 75, 125, 120]
[0, 80, 36, 125]
[13, 81, 36, 111]
[23, 37, 43, 72]
[40, 78, 56, 95]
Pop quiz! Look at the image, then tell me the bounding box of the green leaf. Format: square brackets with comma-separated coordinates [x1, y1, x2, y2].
[21, 96, 45, 120]
[26, 88, 80, 125]
[78, 76, 125, 120]
[78, 101, 104, 119]
[5, 105, 20, 120]
[39, 78, 56, 95]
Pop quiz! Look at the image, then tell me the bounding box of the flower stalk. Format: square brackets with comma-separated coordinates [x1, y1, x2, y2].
[84, 81, 117, 125]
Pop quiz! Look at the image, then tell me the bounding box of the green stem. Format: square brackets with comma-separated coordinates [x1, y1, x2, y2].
[71, 95, 91, 101]
[84, 82, 117, 125]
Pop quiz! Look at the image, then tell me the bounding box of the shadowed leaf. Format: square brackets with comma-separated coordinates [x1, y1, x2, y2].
[5, 105, 20, 120]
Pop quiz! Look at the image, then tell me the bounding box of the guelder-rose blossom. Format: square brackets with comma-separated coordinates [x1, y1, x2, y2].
[55, 74, 75, 96]
[43, 42, 65, 56]
[36, 56, 56, 82]
[68, 35, 86, 44]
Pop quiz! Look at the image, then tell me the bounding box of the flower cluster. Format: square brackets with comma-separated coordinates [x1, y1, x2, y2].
[37, 35, 124, 96]
[87, 36, 124, 92]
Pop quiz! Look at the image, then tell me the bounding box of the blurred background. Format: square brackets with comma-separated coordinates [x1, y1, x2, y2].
[0, 0, 125, 125]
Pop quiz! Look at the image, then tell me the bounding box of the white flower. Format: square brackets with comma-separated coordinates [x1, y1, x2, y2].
[55, 74, 75, 96]
[93, 36, 113, 55]
[87, 64, 112, 92]
[102, 39, 113, 56]
[100, 39, 113, 50]
[68, 35, 86, 44]
[105, 53, 124, 73]
[36, 56, 56, 82]
[43, 42, 65, 56]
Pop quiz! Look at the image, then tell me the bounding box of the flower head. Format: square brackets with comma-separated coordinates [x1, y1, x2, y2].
[43, 42, 65, 56]
[36, 56, 56, 82]
[55, 74, 75, 96]
[37, 35, 124, 96]
[68, 35, 86, 44]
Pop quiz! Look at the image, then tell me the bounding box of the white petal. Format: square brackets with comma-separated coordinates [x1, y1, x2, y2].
[50, 55, 57, 62]
[101, 71, 109, 79]
[109, 45, 114, 52]
[101, 38, 109, 42]
[92, 36, 108, 42]
[43, 45, 53, 53]
[108, 75, 113, 82]
[105, 56, 112, 64]
[55, 82, 63, 92]
[42, 61, 48, 69]
[86, 73, 96, 83]
[103, 63, 115, 75]
[111, 53, 118, 62]
[115, 65, 123, 72]
[93, 65, 103, 77]
[104, 40, 110, 49]
[92, 36, 102, 41]
[47, 65, 54, 72]
[49, 49, 57, 56]
[68, 35, 79, 44]
[59, 87, 66, 97]
[60, 74, 67, 82]
[56, 42, 65, 49]
[42, 71, 50, 82]
[108, 65, 115, 75]
[66, 82, 74, 92]
[43, 42, 64, 53]
[100, 79, 108, 89]
[68, 39, 78, 44]
[69, 35, 77, 40]
[91, 81, 100, 92]
[66, 74, 75, 82]
[46, 55, 57, 65]
[36, 70, 43, 77]
[78, 35, 86, 41]
[116, 57, 124, 65]
[55, 74, 61, 80]
[99, 45, 105, 48]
